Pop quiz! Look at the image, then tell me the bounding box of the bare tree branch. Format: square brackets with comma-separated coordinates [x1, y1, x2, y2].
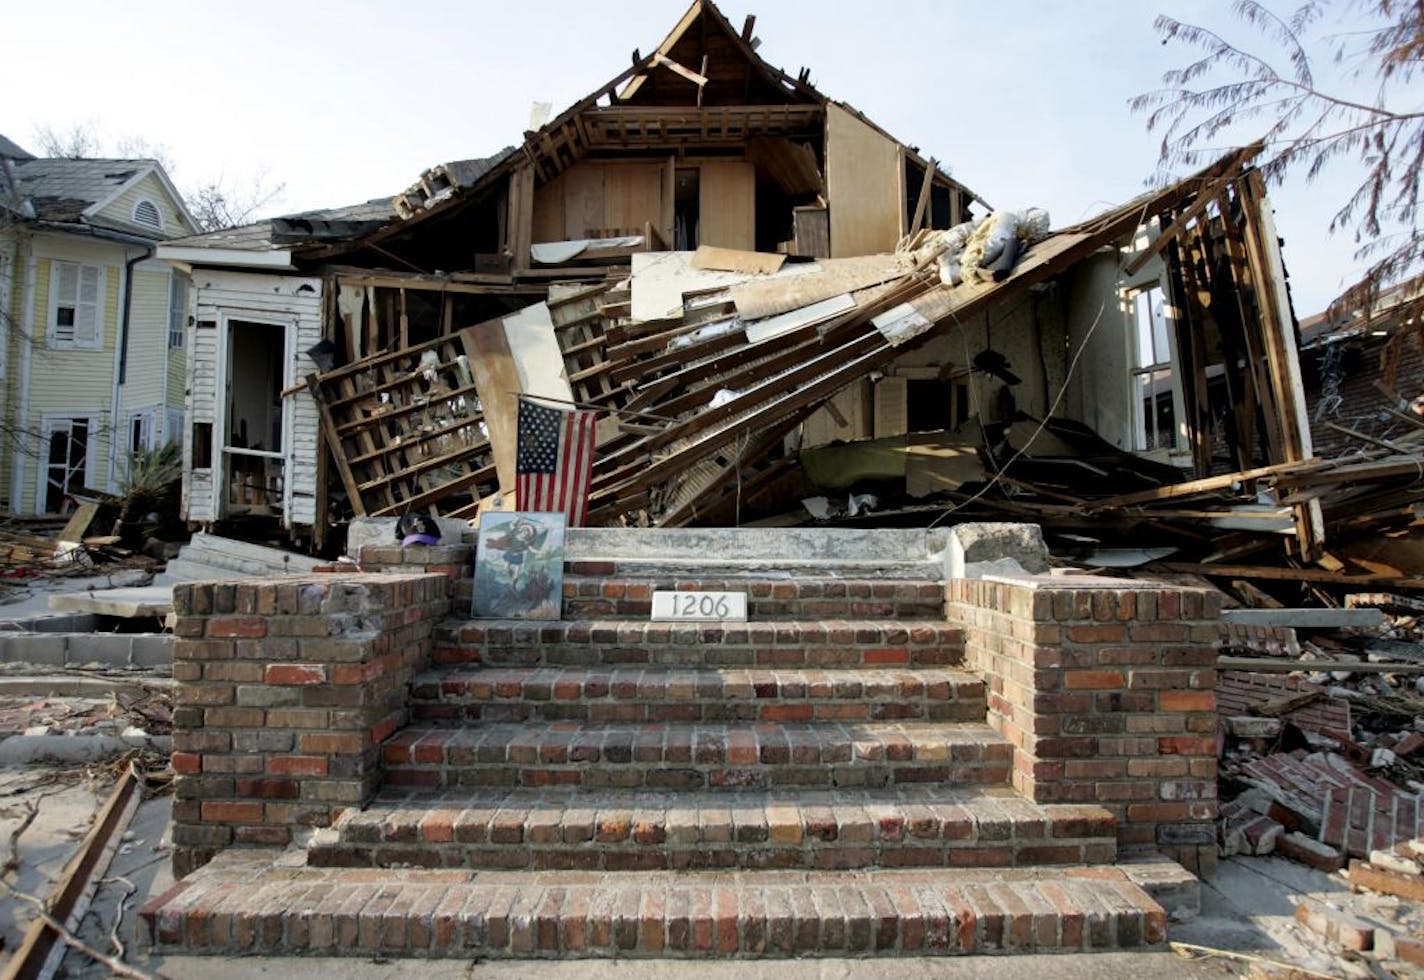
[1135, 0, 1423, 325]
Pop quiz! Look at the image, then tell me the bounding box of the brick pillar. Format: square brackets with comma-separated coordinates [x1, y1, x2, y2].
[947, 575, 1222, 877]
[353, 542, 472, 602]
[169, 573, 448, 876]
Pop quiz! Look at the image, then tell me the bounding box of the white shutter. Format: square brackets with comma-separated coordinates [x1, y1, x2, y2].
[53, 262, 78, 345]
[76, 265, 100, 347]
[50, 262, 101, 348]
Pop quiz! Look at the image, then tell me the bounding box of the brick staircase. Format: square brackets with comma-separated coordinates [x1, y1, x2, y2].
[142, 530, 1202, 959]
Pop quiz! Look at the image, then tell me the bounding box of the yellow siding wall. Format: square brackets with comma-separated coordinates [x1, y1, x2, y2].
[19, 251, 121, 512]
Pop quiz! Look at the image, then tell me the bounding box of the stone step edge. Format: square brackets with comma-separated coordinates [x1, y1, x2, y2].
[325, 789, 1114, 845]
[440, 618, 964, 636]
[140, 853, 1167, 957]
[383, 720, 1014, 767]
[410, 665, 985, 700]
[310, 792, 1119, 870]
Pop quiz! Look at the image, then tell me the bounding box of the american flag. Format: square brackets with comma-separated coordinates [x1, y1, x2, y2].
[515, 398, 597, 526]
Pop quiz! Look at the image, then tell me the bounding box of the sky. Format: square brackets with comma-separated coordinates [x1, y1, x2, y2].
[2, 0, 1405, 315]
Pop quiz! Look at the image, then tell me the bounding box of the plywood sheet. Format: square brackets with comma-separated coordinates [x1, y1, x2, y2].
[698, 160, 755, 251]
[460, 321, 521, 492]
[604, 163, 664, 237]
[563, 166, 605, 240]
[530, 171, 565, 244]
[826, 104, 903, 257]
[873, 376, 907, 439]
[801, 379, 871, 448]
[730, 254, 910, 320]
[691, 245, 785, 275]
[503, 302, 574, 403]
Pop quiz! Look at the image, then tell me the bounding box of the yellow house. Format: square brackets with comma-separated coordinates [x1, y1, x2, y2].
[0, 135, 196, 515]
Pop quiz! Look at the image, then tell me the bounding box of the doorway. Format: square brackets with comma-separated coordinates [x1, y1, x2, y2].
[222, 319, 287, 515]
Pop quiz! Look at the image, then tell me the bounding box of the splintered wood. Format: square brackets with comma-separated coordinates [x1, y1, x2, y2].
[300, 146, 1424, 572]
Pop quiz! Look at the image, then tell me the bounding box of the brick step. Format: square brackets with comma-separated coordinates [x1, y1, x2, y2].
[453, 575, 946, 621]
[142, 851, 1168, 958]
[409, 665, 987, 725]
[432, 619, 965, 669]
[381, 721, 1012, 792]
[307, 786, 1117, 871]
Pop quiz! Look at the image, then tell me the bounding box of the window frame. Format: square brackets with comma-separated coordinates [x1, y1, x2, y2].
[167, 274, 187, 349]
[48, 261, 104, 351]
[37, 413, 98, 514]
[1124, 280, 1185, 455]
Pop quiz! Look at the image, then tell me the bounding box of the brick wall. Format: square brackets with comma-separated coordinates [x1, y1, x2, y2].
[947, 575, 1222, 877]
[169, 573, 449, 876]
[354, 543, 472, 600]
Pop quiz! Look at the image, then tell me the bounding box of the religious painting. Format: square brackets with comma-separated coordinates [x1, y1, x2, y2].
[471, 511, 565, 619]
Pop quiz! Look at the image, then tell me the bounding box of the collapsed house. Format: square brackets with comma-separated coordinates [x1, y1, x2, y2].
[156, 0, 1422, 579]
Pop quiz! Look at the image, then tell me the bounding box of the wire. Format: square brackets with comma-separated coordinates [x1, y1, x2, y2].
[929, 301, 1107, 528]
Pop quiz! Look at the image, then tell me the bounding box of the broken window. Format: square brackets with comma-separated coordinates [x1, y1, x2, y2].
[1128, 284, 1180, 452]
[166, 408, 185, 450]
[41, 416, 92, 513]
[50, 261, 102, 350]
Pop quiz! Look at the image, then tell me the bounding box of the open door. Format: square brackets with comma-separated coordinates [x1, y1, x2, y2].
[221, 318, 287, 517]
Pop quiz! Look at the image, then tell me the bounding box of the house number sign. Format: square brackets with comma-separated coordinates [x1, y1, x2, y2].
[650, 591, 748, 622]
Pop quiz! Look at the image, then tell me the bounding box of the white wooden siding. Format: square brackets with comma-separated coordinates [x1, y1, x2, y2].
[185, 271, 323, 528]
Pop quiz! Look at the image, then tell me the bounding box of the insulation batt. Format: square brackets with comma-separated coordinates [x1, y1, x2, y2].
[937, 208, 1050, 287]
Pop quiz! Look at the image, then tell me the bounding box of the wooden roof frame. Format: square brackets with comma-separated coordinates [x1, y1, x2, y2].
[306, 0, 983, 265]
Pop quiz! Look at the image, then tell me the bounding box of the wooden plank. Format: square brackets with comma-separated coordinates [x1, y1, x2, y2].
[691, 245, 785, 275]
[1, 769, 140, 980]
[509, 162, 535, 273]
[1348, 860, 1424, 901]
[825, 103, 903, 256]
[651, 52, 709, 88]
[603, 163, 665, 238]
[1122, 164, 1242, 276]
[1162, 562, 1424, 590]
[307, 375, 366, 516]
[1086, 459, 1325, 510]
[57, 503, 99, 545]
[698, 160, 755, 251]
[460, 321, 522, 493]
[908, 158, 936, 240]
[1326, 421, 1410, 453]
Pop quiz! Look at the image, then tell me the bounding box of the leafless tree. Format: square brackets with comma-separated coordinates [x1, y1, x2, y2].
[1132, 0, 1422, 324]
[30, 121, 283, 232]
[185, 167, 286, 232]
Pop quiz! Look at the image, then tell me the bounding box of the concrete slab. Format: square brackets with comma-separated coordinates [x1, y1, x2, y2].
[1220, 608, 1387, 629]
[563, 527, 952, 564]
[48, 585, 172, 618]
[347, 516, 473, 557]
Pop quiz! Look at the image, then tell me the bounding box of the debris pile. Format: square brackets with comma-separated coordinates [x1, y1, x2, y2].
[1285, 841, 1424, 971]
[302, 143, 1424, 596]
[0, 689, 171, 741]
[1216, 595, 1424, 874]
